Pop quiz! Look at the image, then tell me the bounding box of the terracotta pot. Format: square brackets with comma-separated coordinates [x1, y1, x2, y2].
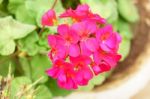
[55, 0, 150, 99]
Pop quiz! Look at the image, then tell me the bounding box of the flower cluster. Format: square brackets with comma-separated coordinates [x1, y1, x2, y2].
[42, 4, 121, 90]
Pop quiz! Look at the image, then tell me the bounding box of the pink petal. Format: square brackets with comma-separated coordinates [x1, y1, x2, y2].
[69, 44, 80, 57]
[70, 55, 92, 65]
[83, 69, 93, 80]
[59, 8, 74, 18]
[46, 68, 58, 78]
[100, 62, 111, 72]
[103, 53, 121, 67]
[105, 33, 117, 49]
[56, 45, 67, 59]
[85, 21, 97, 34]
[41, 9, 56, 26]
[93, 51, 101, 64]
[69, 29, 80, 44]
[47, 35, 56, 47]
[100, 43, 112, 52]
[58, 73, 67, 82]
[80, 41, 92, 56]
[71, 22, 83, 36]
[75, 73, 88, 85]
[92, 65, 101, 75]
[85, 38, 99, 52]
[76, 4, 89, 12]
[57, 24, 69, 37]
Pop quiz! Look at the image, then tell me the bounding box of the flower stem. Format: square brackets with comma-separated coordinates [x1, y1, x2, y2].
[51, 0, 58, 9]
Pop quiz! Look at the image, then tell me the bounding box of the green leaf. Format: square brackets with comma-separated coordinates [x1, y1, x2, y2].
[0, 0, 9, 17]
[46, 78, 72, 96]
[0, 56, 16, 76]
[35, 85, 52, 99]
[30, 54, 51, 83]
[79, 73, 106, 91]
[19, 57, 31, 78]
[18, 31, 40, 56]
[118, 37, 131, 61]
[15, 5, 36, 25]
[0, 40, 15, 55]
[38, 28, 56, 49]
[114, 19, 133, 39]
[114, 19, 132, 61]
[10, 76, 32, 99]
[0, 0, 3, 4]
[80, 0, 118, 23]
[8, 0, 25, 14]
[0, 16, 36, 55]
[118, 0, 139, 22]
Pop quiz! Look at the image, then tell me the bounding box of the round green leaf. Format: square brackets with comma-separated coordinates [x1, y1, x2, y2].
[119, 38, 131, 61]
[0, 40, 15, 55]
[79, 73, 106, 91]
[118, 0, 139, 22]
[35, 85, 52, 99]
[0, 16, 36, 55]
[30, 54, 51, 83]
[0, 56, 16, 76]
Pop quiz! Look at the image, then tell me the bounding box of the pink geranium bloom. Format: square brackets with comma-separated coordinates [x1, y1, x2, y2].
[57, 24, 80, 57]
[96, 25, 122, 52]
[70, 55, 93, 85]
[60, 4, 106, 24]
[46, 60, 78, 90]
[41, 9, 56, 26]
[45, 4, 122, 90]
[72, 21, 98, 55]
[48, 35, 67, 61]
[59, 4, 89, 21]
[91, 61, 111, 75]
[93, 48, 121, 67]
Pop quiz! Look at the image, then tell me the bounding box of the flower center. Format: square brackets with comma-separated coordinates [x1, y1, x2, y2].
[101, 32, 109, 41]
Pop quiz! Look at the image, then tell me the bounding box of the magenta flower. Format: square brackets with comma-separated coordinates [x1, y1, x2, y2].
[93, 48, 121, 67]
[70, 55, 93, 85]
[57, 24, 80, 57]
[96, 25, 122, 52]
[46, 60, 78, 90]
[60, 4, 106, 24]
[44, 4, 122, 90]
[91, 61, 111, 75]
[41, 9, 56, 26]
[72, 21, 99, 55]
[48, 35, 67, 61]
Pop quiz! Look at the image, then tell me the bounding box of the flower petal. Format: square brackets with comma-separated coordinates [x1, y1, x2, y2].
[57, 24, 69, 37]
[85, 38, 99, 52]
[69, 44, 80, 57]
[80, 41, 92, 56]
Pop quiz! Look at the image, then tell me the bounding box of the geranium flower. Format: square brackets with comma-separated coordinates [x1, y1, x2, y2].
[91, 61, 111, 75]
[72, 21, 98, 55]
[46, 60, 78, 90]
[96, 25, 122, 52]
[44, 4, 122, 90]
[57, 24, 80, 57]
[41, 9, 57, 26]
[70, 55, 93, 85]
[48, 35, 67, 61]
[60, 4, 106, 24]
[93, 48, 121, 67]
